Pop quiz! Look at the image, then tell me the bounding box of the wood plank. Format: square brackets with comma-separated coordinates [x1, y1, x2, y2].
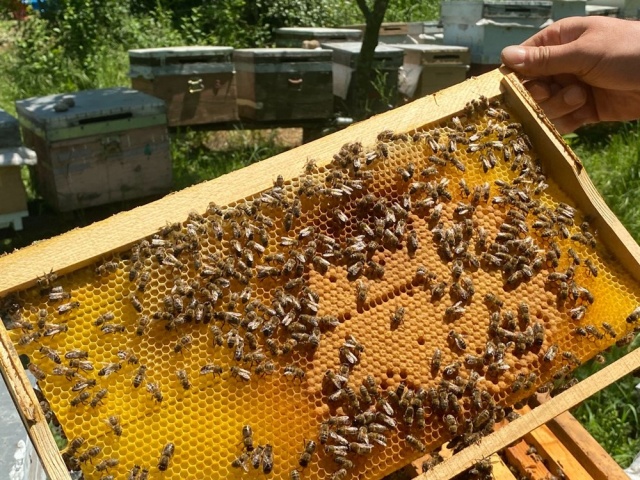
[525, 422, 594, 480]
[519, 404, 594, 480]
[504, 440, 552, 479]
[547, 410, 629, 480]
[490, 453, 518, 480]
[0, 68, 508, 296]
[416, 346, 640, 480]
[0, 326, 70, 480]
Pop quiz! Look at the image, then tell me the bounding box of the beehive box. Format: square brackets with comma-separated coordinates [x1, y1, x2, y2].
[394, 44, 470, 99]
[16, 88, 172, 212]
[341, 23, 413, 44]
[233, 48, 334, 122]
[0, 108, 36, 231]
[441, 0, 552, 65]
[274, 28, 363, 48]
[320, 42, 403, 116]
[2, 69, 640, 480]
[129, 46, 238, 127]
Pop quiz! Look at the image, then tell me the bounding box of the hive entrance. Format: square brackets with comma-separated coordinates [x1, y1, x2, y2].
[4, 94, 640, 480]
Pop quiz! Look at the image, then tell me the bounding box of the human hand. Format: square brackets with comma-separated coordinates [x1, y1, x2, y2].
[501, 16, 640, 133]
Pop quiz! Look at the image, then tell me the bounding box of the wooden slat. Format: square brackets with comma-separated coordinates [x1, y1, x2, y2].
[0, 326, 70, 480]
[525, 419, 594, 480]
[504, 440, 552, 479]
[490, 453, 517, 480]
[546, 410, 629, 480]
[417, 346, 640, 480]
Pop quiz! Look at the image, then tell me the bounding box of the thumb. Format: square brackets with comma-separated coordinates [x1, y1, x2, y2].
[501, 44, 587, 78]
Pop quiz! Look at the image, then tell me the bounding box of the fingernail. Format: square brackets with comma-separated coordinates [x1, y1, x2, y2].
[502, 46, 527, 68]
[563, 86, 586, 106]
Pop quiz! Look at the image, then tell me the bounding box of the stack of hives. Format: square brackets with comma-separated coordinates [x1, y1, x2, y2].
[2, 88, 639, 480]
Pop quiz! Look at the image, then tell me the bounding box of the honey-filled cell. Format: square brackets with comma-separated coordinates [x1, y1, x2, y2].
[3, 94, 640, 480]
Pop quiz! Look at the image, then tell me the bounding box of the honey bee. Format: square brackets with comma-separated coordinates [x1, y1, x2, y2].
[52, 365, 77, 380]
[158, 442, 175, 472]
[627, 307, 640, 324]
[200, 363, 224, 377]
[585, 324, 605, 340]
[71, 378, 96, 392]
[601, 322, 617, 338]
[543, 344, 558, 362]
[98, 362, 122, 377]
[390, 306, 405, 329]
[28, 363, 47, 381]
[104, 415, 122, 436]
[570, 305, 587, 321]
[355, 279, 369, 304]
[431, 348, 442, 372]
[92, 312, 115, 327]
[101, 323, 126, 334]
[78, 446, 102, 464]
[174, 334, 193, 354]
[431, 281, 447, 300]
[42, 322, 69, 338]
[127, 465, 141, 480]
[406, 434, 426, 453]
[96, 458, 120, 472]
[133, 364, 147, 388]
[39, 346, 61, 364]
[231, 366, 252, 382]
[86, 388, 107, 408]
[262, 444, 274, 474]
[562, 351, 582, 366]
[140, 382, 161, 404]
[70, 391, 91, 407]
[284, 365, 305, 382]
[66, 436, 85, 455]
[176, 369, 191, 389]
[299, 439, 316, 467]
[448, 330, 466, 350]
[57, 301, 80, 315]
[232, 452, 249, 472]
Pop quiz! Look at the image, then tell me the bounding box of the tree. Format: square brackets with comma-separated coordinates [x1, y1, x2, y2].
[353, 0, 390, 120]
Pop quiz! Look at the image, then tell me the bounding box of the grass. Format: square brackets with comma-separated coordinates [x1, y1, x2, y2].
[568, 122, 640, 468]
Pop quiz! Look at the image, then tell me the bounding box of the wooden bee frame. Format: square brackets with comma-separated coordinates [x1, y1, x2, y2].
[1, 68, 640, 480]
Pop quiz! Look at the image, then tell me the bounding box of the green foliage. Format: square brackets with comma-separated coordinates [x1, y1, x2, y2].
[570, 122, 640, 241]
[568, 123, 640, 467]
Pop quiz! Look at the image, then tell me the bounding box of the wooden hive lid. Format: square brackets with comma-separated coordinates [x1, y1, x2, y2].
[14, 88, 166, 142]
[128, 46, 233, 65]
[233, 47, 333, 62]
[128, 46, 235, 78]
[320, 42, 404, 68]
[275, 26, 363, 39]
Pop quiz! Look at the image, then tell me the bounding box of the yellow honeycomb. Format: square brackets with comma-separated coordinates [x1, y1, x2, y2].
[3, 94, 640, 480]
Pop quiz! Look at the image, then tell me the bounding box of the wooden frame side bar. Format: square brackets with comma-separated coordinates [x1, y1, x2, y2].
[0, 326, 70, 480]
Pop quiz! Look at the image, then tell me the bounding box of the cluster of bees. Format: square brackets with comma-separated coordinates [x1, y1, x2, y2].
[232, 426, 274, 474]
[3, 93, 639, 480]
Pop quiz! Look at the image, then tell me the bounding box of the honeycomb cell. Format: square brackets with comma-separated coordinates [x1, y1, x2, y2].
[4, 96, 640, 480]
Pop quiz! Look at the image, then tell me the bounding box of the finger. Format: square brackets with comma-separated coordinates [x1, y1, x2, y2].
[501, 43, 591, 78]
[523, 80, 551, 103]
[551, 104, 599, 134]
[536, 84, 587, 121]
[520, 18, 589, 48]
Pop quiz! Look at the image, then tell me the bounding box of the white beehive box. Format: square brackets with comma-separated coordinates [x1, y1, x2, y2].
[0, 109, 36, 231]
[441, 0, 553, 65]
